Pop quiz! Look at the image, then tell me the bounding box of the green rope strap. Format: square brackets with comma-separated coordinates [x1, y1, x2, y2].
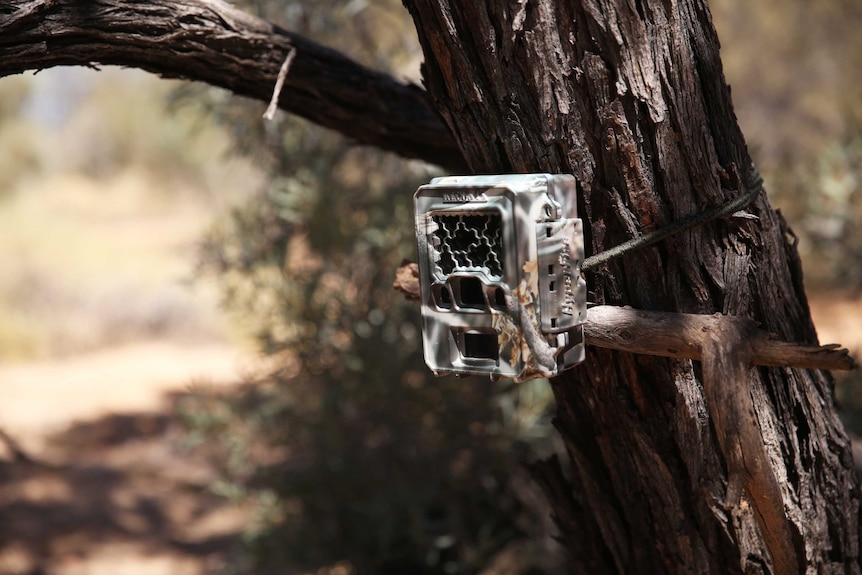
[581, 176, 764, 272]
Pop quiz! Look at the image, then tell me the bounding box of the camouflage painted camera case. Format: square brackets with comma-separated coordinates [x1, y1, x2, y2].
[414, 174, 587, 382]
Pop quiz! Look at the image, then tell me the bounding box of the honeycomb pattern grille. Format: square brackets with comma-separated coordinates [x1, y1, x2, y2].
[431, 213, 503, 278]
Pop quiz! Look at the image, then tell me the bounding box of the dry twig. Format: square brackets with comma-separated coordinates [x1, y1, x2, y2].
[263, 47, 296, 121]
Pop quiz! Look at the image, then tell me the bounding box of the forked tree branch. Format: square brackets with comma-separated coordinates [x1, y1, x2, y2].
[0, 0, 467, 171]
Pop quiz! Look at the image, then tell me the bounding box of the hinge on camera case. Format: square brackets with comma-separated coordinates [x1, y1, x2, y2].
[414, 174, 587, 382]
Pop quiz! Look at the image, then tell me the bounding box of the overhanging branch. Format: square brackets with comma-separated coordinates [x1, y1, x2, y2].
[0, 0, 467, 171]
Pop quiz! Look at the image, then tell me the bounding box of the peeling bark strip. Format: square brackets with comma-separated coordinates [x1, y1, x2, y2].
[263, 47, 296, 121]
[0, 0, 467, 171]
[403, 1, 860, 573]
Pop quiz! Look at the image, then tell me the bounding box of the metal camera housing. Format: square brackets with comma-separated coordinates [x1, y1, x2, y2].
[414, 174, 587, 382]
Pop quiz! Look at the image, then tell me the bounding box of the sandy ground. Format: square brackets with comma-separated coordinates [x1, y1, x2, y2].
[0, 292, 859, 575]
[0, 338, 254, 575]
[0, 340, 253, 453]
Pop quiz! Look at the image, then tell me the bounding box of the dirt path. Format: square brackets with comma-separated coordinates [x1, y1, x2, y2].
[0, 340, 252, 453]
[0, 339, 253, 575]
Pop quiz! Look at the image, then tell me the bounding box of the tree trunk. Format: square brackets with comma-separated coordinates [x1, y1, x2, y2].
[403, 1, 860, 573]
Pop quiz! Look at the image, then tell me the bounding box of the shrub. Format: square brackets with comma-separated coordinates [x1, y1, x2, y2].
[185, 115, 562, 574]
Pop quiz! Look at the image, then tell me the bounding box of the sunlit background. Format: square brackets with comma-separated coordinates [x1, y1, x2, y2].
[0, 1, 860, 574]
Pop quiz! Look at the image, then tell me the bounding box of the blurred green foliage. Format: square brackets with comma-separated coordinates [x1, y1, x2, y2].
[0, 69, 260, 359]
[712, 0, 862, 289]
[0, 69, 250, 197]
[0, 75, 42, 196]
[793, 137, 862, 286]
[181, 2, 562, 574]
[186, 116, 562, 574]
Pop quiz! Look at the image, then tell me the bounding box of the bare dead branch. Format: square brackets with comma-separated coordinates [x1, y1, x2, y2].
[0, 0, 467, 171]
[584, 305, 857, 371]
[393, 262, 858, 372]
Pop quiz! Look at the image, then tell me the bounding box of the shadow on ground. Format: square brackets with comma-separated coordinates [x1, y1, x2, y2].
[0, 393, 243, 575]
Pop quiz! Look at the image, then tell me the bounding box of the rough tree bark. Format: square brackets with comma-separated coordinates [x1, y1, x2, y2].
[402, 1, 859, 574]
